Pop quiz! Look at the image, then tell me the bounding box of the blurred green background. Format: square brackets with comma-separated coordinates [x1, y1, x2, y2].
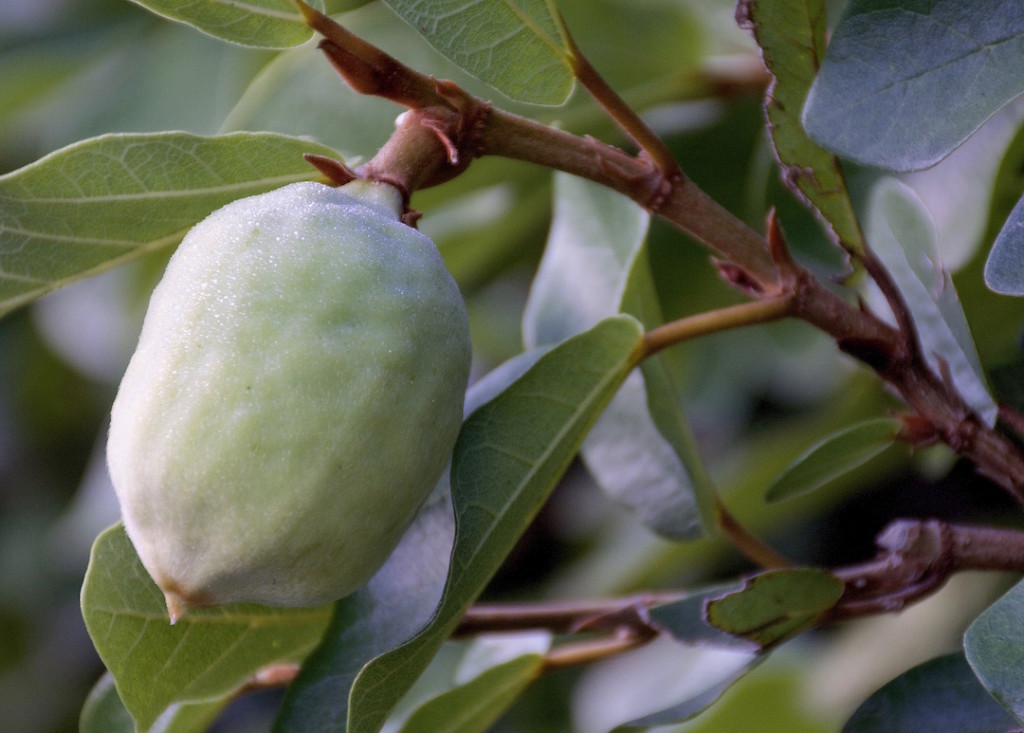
[3, 1, 1024, 731]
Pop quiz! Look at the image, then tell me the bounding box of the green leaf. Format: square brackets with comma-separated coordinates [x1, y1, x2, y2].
[346, 315, 645, 733]
[523, 172, 711, 540]
[0, 132, 340, 318]
[803, 0, 1024, 171]
[380, 0, 574, 104]
[81, 525, 332, 731]
[128, 0, 319, 48]
[80, 674, 135, 733]
[80, 672, 228, 733]
[985, 191, 1024, 295]
[397, 636, 549, 733]
[765, 417, 902, 503]
[738, 0, 865, 255]
[965, 578, 1024, 723]
[867, 178, 997, 426]
[650, 584, 759, 650]
[843, 653, 1019, 733]
[705, 568, 844, 648]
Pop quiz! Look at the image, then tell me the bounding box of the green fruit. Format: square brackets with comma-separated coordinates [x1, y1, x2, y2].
[107, 180, 471, 621]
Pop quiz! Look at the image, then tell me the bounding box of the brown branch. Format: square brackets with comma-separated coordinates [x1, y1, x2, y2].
[456, 594, 676, 638]
[452, 519, 1024, 650]
[830, 518, 1024, 619]
[297, 7, 1024, 505]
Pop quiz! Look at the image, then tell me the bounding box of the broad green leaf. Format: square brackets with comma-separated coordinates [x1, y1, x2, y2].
[81, 525, 332, 731]
[0, 132, 340, 318]
[346, 315, 645, 733]
[80, 672, 227, 733]
[803, 0, 1024, 171]
[738, 0, 865, 255]
[843, 653, 1019, 733]
[128, 0, 319, 48]
[867, 178, 997, 426]
[705, 568, 843, 648]
[965, 578, 1024, 723]
[985, 191, 1024, 295]
[274, 347, 551, 732]
[397, 635, 549, 733]
[765, 417, 901, 502]
[523, 172, 711, 540]
[380, 0, 574, 104]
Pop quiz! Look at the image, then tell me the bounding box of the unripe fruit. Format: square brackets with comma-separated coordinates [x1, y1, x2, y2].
[107, 180, 470, 622]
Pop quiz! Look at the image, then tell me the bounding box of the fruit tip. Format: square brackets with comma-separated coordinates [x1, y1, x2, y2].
[164, 590, 190, 625]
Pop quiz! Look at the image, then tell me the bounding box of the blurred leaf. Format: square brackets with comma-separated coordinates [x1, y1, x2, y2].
[867, 178, 997, 426]
[984, 191, 1024, 295]
[523, 172, 711, 540]
[989, 361, 1024, 413]
[81, 672, 228, 733]
[738, 0, 864, 255]
[705, 568, 843, 648]
[902, 97, 1024, 273]
[397, 638, 549, 733]
[80, 674, 134, 733]
[219, 31, 410, 158]
[523, 173, 651, 345]
[765, 417, 902, 503]
[128, 0, 319, 48]
[803, 0, 1024, 171]
[615, 655, 762, 731]
[380, 0, 574, 104]
[81, 525, 331, 731]
[843, 653, 1019, 733]
[556, 0, 702, 92]
[0, 132, 340, 318]
[346, 315, 645, 733]
[965, 578, 1024, 723]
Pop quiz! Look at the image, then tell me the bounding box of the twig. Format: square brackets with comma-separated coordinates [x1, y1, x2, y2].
[565, 34, 680, 184]
[542, 630, 655, 671]
[715, 502, 791, 569]
[457, 594, 679, 637]
[642, 297, 792, 359]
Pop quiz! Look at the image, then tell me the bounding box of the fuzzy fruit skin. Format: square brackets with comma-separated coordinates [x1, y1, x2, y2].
[107, 180, 470, 618]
